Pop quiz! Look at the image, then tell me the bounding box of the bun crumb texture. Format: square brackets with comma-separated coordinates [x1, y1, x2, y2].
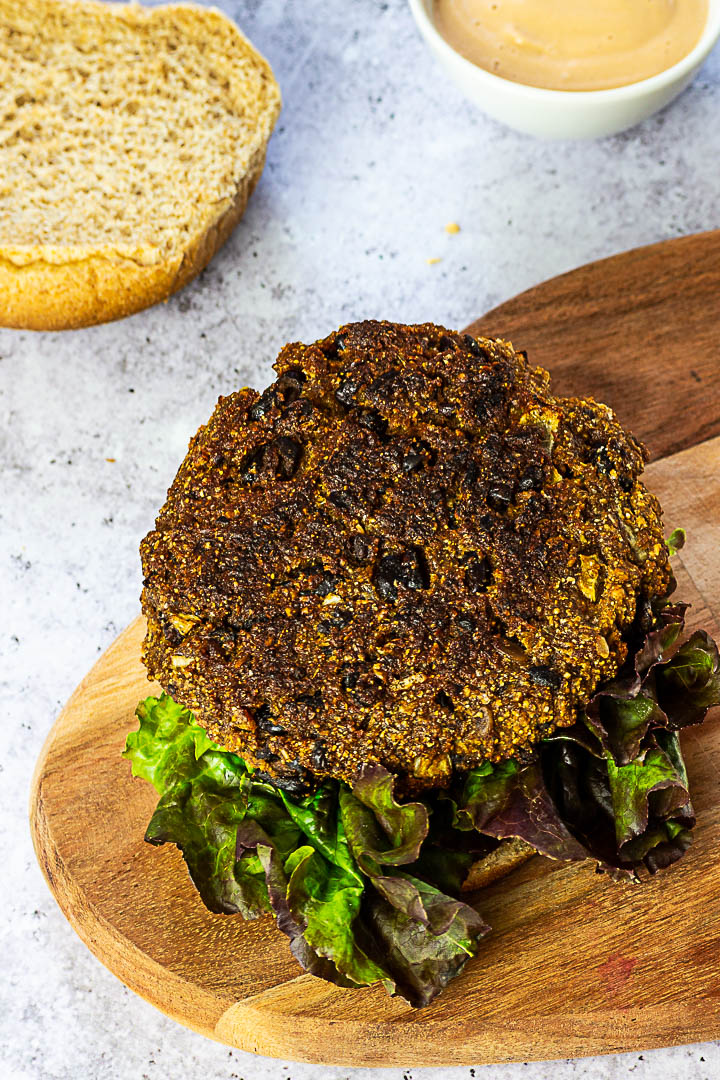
[0, 0, 281, 328]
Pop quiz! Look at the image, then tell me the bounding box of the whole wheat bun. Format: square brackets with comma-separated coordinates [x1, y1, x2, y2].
[0, 0, 281, 330]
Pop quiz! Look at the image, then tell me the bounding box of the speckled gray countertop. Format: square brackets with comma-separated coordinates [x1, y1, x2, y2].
[2, 2, 720, 1078]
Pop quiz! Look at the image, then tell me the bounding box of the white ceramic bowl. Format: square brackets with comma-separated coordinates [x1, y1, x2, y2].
[409, 0, 720, 138]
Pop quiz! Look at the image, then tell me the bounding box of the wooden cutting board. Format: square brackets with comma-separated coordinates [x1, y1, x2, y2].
[30, 231, 720, 1068]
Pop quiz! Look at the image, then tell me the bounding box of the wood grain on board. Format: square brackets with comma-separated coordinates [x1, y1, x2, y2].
[467, 229, 720, 462]
[30, 233, 720, 1067]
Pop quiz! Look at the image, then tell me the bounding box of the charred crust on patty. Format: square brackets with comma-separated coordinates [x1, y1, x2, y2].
[140, 320, 673, 791]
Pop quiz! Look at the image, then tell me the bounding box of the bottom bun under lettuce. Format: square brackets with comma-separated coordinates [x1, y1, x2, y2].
[124, 605, 719, 1007]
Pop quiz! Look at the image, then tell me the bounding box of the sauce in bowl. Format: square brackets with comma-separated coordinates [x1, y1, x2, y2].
[432, 0, 709, 90]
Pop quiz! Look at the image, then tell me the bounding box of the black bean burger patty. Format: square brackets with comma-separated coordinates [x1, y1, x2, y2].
[141, 321, 672, 792]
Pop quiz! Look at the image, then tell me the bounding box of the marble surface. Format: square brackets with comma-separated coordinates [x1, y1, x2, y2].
[3, 1, 720, 1077]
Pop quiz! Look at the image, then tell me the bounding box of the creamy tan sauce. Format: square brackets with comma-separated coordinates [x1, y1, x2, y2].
[433, 0, 709, 90]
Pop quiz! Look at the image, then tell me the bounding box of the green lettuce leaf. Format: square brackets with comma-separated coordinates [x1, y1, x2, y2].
[124, 695, 278, 916]
[606, 739, 692, 850]
[362, 875, 489, 1008]
[124, 696, 489, 1007]
[540, 605, 718, 877]
[666, 527, 686, 557]
[254, 836, 357, 987]
[351, 766, 429, 863]
[583, 604, 686, 765]
[452, 759, 588, 862]
[283, 841, 388, 987]
[655, 631, 720, 726]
